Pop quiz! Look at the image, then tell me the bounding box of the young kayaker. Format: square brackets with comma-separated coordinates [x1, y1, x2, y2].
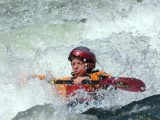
[35, 46, 112, 98]
[34, 46, 110, 97]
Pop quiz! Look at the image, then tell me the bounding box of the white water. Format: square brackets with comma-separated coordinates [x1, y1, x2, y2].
[0, 0, 160, 119]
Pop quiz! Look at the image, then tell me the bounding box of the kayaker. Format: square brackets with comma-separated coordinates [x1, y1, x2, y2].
[33, 46, 145, 102]
[34, 46, 112, 98]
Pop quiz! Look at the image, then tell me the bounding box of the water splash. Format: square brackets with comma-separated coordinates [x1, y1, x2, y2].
[0, 0, 160, 120]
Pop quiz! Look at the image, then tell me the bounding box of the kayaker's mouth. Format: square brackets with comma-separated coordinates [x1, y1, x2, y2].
[74, 70, 78, 74]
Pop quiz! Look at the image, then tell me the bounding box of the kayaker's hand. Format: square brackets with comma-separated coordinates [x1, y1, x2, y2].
[73, 77, 89, 85]
[32, 74, 47, 80]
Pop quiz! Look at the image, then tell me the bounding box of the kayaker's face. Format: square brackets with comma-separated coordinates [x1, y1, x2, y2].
[71, 58, 87, 77]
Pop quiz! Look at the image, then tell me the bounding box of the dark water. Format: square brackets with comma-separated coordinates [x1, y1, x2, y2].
[83, 94, 160, 120]
[12, 104, 55, 120]
[12, 94, 160, 120]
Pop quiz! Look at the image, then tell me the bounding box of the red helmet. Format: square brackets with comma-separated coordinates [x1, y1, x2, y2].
[68, 46, 96, 71]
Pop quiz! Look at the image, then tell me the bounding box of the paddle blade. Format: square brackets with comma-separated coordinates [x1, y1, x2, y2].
[100, 77, 146, 92]
[113, 77, 146, 92]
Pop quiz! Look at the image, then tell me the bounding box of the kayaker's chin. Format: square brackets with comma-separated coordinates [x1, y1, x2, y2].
[73, 72, 81, 77]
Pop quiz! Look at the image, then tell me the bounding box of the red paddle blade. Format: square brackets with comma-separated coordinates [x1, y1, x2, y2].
[112, 77, 146, 92]
[100, 77, 146, 92]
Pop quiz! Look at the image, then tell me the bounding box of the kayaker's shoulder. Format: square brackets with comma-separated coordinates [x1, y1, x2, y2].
[90, 69, 111, 76]
[88, 69, 111, 80]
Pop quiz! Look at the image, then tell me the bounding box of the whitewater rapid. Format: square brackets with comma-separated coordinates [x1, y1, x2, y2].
[0, 0, 160, 120]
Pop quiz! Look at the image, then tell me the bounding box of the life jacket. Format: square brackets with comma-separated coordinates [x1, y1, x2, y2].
[54, 70, 111, 97]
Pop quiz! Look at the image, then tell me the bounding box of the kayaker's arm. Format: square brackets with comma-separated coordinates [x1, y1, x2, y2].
[32, 74, 47, 80]
[32, 73, 54, 82]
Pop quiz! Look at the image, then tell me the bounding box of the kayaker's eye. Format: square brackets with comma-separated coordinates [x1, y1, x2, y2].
[71, 60, 84, 66]
[77, 61, 83, 65]
[71, 62, 75, 66]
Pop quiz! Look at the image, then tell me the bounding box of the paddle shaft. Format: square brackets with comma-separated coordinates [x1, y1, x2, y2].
[50, 77, 146, 92]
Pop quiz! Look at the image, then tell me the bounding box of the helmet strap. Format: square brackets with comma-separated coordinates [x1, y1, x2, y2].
[71, 72, 76, 79]
[86, 63, 93, 74]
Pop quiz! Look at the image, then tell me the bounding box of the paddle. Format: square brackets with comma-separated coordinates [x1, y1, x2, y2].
[50, 77, 146, 92]
[99, 77, 146, 92]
